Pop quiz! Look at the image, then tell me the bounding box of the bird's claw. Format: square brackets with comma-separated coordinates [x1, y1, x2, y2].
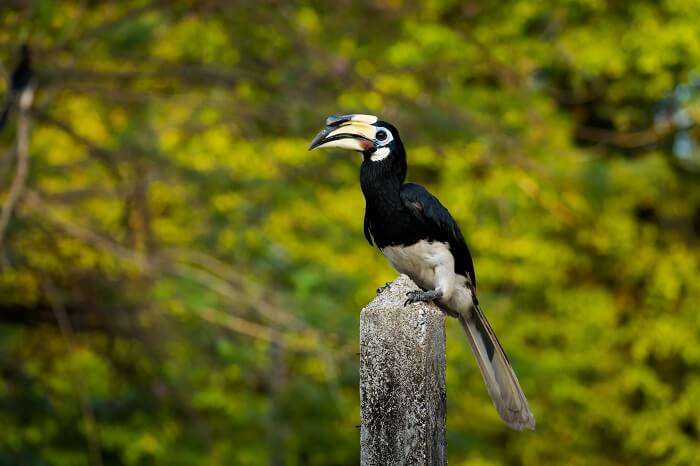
[403, 289, 441, 306]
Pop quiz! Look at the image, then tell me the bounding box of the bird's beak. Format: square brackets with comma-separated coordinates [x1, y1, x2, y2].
[308, 114, 378, 152]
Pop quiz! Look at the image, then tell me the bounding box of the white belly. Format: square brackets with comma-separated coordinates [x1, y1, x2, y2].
[381, 240, 450, 290]
[19, 86, 34, 110]
[381, 240, 474, 314]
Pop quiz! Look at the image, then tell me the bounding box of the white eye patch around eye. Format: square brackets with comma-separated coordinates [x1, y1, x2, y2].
[374, 126, 394, 147]
[370, 147, 390, 162]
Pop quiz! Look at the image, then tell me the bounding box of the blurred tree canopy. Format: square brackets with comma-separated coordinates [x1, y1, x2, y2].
[1, 1, 700, 465]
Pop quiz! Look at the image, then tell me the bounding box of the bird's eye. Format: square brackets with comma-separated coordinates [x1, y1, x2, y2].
[376, 130, 387, 141]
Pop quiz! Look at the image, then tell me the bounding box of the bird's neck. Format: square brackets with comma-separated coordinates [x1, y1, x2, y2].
[360, 160, 403, 207]
[359, 144, 407, 203]
[359, 162, 407, 244]
[360, 156, 423, 248]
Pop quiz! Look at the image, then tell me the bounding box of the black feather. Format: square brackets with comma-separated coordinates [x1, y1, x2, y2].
[10, 44, 32, 94]
[399, 182, 477, 291]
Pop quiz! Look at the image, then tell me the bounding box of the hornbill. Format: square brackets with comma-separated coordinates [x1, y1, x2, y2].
[0, 43, 33, 131]
[309, 114, 535, 430]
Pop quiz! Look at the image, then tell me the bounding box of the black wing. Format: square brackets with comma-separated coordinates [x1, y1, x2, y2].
[11, 44, 32, 92]
[400, 182, 477, 291]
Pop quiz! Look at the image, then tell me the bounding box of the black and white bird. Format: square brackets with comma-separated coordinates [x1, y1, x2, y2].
[309, 114, 535, 430]
[0, 43, 34, 131]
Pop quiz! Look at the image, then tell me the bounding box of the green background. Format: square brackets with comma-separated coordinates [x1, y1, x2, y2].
[1, 1, 700, 465]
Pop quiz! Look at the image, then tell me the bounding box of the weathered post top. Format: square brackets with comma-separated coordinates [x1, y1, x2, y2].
[360, 275, 447, 466]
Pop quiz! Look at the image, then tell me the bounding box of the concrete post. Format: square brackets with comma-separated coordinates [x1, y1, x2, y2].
[360, 275, 447, 466]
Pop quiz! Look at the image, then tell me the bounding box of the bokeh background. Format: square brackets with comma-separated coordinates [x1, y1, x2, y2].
[1, 1, 700, 465]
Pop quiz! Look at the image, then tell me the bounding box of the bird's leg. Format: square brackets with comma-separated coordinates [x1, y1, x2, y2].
[376, 282, 392, 294]
[404, 288, 442, 306]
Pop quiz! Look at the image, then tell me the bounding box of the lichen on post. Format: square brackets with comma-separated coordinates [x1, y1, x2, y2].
[359, 274, 447, 466]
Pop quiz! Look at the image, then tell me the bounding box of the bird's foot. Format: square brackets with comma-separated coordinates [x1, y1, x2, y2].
[376, 282, 392, 294]
[404, 289, 442, 306]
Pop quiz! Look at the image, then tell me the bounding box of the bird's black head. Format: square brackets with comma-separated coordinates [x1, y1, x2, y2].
[309, 114, 407, 181]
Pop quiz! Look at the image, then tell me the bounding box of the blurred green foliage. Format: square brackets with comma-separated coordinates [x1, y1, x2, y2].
[1, 1, 700, 465]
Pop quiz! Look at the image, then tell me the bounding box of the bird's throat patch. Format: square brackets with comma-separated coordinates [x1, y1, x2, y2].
[370, 147, 390, 162]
